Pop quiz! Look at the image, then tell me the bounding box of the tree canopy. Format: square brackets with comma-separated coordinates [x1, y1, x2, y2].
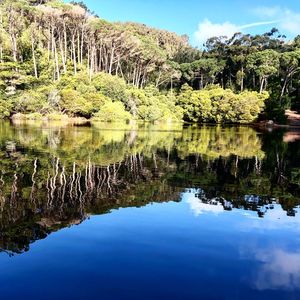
[0, 0, 299, 123]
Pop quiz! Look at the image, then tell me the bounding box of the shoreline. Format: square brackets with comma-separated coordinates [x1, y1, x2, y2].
[6, 113, 300, 130]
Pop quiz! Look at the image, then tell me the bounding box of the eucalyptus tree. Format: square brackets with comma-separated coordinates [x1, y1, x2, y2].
[180, 58, 224, 89]
[247, 50, 280, 93]
[2, 0, 29, 63]
[279, 50, 300, 100]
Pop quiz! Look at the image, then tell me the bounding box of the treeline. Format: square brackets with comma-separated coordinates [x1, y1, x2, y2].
[0, 0, 299, 123]
[184, 30, 300, 121]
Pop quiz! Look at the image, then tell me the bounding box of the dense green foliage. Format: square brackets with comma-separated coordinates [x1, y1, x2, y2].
[178, 84, 268, 123]
[0, 0, 299, 123]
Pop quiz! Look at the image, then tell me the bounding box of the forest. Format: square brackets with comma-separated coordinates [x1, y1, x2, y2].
[0, 0, 299, 123]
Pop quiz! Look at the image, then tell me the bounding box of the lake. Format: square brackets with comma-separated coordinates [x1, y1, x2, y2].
[0, 121, 299, 300]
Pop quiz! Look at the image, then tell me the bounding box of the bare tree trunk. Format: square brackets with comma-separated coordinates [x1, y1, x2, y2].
[280, 76, 288, 101]
[8, 19, 18, 62]
[156, 69, 161, 88]
[200, 73, 204, 89]
[77, 30, 80, 64]
[89, 46, 95, 81]
[53, 38, 60, 80]
[71, 33, 77, 75]
[59, 33, 67, 72]
[259, 77, 265, 93]
[109, 44, 115, 74]
[80, 26, 84, 65]
[31, 37, 38, 78]
[240, 65, 244, 92]
[99, 41, 103, 71]
[47, 26, 51, 61]
[63, 21, 67, 63]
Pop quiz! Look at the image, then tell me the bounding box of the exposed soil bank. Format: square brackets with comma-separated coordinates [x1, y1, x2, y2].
[10, 113, 90, 125]
[286, 110, 300, 126]
[254, 110, 300, 130]
[9, 111, 300, 131]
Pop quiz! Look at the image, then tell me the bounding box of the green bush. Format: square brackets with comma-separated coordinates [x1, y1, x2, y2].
[13, 90, 47, 113]
[24, 112, 43, 120]
[1, 73, 268, 123]
[126, 86, 182, 122]
[92, 101, 132, 122]
[178, 85, 212, 122]
[0, 99, 12, 118]
[138, 104, 164, 121]
[85, 92, 110, 113]
[209, 88, 268, 123]
[178, 85, 268, 123]
[61, 89, 93, 117]
[92, 72, 128, 103]
[46, 112, 69, 121]
[60, 88, 111, 118]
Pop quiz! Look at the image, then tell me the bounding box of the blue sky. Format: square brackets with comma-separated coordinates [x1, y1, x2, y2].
[67, 0, 300, 46]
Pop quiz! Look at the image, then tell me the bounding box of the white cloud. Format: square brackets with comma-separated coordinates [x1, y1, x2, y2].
[254, 6, 300, 35]
[194, 19, 239, 47]
[194, 19, 279, 47]
[194, 6, 300, 48]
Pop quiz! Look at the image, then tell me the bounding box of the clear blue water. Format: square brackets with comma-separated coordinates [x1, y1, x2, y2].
[0, 122, 299, 299]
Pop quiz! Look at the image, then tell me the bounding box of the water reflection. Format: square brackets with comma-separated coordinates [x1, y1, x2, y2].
[0, 121, 299, 256]
[184, 188, 299, 218]
[254, 248, 300, 291]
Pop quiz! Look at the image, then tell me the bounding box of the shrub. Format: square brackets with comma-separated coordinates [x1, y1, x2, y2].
[92, 72, 128, 103]
[13, 90, 47, 113]
[126, 86, 182, 122]
[178, 87, 212, 122]
[138, 104, 163, 122]
[47, 88, 61, 110]
[60, 89, 93, 117]
[84, 92, 110, 113]
[46, 112, 69, 121]
[24, 112, 43, 120]
[0, 99, 12, 118]
[92, 101, 132, 122]
[178, 85, 268, 124]
[209, 88, 268, 123]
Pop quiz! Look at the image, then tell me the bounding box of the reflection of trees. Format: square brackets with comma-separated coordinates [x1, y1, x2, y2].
[0, 122, 265, 165]
[0, 153, 181, 255]
[177, 126, 265, 160]
[168, 153, 300, 213]
[0, 121, 299, 254]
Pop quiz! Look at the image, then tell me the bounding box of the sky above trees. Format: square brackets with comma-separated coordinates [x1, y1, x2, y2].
[66, 0, 300, 47]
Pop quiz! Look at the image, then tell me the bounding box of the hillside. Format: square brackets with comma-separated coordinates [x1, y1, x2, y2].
[0, 0, 299, 123]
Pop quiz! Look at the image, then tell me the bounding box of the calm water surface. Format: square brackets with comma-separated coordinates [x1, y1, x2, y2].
[0, 121, 300, 299]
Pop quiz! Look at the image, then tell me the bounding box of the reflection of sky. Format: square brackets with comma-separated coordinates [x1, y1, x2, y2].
[244, 205, 300, 231]
[183, 188, 300, 229]
[184, 190, 224, 216]
[254, 248, 300, 291]
[1, 189, 300, 299]
[183, 188, 300, 292]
